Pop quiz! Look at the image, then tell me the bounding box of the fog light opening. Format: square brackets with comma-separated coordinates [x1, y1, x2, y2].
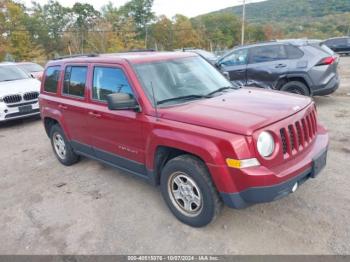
[292, 182, 298, 193]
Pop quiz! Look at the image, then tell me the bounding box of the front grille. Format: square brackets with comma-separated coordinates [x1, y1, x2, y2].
[3, 94, 22, 104]
[279, 107, 317, 157]
[23, 92, 39, 101]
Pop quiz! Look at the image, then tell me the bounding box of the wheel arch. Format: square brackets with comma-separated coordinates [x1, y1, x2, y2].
[152, 146, 209, 186]
[276, 74, 313, 95]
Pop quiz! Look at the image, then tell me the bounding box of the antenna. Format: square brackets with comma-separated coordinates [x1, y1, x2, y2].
[150, 81, 159, 121]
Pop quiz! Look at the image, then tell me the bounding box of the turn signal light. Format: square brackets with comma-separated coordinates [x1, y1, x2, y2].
[226, 158, 260, 169]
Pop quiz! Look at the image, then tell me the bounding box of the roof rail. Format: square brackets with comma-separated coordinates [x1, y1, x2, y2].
[53, 53, 99, 60]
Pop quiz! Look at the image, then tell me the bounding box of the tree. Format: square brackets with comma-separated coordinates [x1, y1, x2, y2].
[119, 0, 155, 45]
[193, 13, 241, 49]
[150, 15, 173, 50]
[2, 1, 45, 61]
[27, 0, 70, 58]
[172, 14, 202, 49]
[70, 3, 101, 54]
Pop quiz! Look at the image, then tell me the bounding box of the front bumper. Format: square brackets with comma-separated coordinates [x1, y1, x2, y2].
[0, 101, 40, 122]
[215, 129, 329, 209]
[220, 158, 326, 209]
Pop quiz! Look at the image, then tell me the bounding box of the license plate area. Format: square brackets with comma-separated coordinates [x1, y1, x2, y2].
[311, 149, 327, 178]
[19, 105, 33, 113]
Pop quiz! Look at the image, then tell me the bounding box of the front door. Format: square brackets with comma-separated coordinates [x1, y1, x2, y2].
[218, 48, 248, 87]
[86, 64, 147, 177]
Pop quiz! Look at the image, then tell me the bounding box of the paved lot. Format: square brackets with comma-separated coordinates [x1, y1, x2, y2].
[0, 57, 350, 255]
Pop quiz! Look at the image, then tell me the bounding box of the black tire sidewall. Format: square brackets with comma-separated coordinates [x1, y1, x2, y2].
[50, 125, 79, 166]
[160, 156, 219, 227]
[280, 81, 310, 96]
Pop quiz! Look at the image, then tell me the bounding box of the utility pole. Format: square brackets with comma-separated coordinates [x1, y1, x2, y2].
[241, 0, 246, 45]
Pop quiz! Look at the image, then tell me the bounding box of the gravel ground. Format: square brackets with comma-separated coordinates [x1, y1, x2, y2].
[0, 57, 349, 255]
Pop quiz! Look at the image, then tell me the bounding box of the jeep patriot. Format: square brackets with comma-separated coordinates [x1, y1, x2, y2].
[39, 52, 329, 227]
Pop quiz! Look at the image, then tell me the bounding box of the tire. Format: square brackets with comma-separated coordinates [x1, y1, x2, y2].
[280, 81, 310, 96]
[160, 155, 222, 227]
[50, 124, 80, 166]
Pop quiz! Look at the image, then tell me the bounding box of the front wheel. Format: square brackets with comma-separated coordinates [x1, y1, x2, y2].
[280, 81, 310, 96]
[160, 155, 222, 227]
[50, 124, 80, 166]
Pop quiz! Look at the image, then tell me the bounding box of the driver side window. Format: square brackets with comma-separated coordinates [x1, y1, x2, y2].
[220, 49, 248, 67]
[92, 66, 133, 102]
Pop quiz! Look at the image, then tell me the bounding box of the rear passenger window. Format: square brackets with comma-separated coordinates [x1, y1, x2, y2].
[63, 66, 87, 98]
[250, 45, 287, 64]
[43, 66, 60, 93]
[285, 45, 304, 59]
[92, 67, 133, 102]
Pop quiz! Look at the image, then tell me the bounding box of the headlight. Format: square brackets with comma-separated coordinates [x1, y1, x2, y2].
[257, 131, 275, 158]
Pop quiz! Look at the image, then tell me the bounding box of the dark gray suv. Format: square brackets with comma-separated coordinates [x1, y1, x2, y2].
[216, 40, 340, 96]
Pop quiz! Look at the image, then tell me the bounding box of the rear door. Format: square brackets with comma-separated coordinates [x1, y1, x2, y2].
[58, 64, 93, 153]
[246, 44, 290, 89]
[85, 64, 147, 177]
[217, 48, 248, 86]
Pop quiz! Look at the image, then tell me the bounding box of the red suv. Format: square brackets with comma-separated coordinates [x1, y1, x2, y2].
[39, 52, 329, 227]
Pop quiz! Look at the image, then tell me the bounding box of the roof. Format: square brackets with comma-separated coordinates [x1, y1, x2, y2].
[0, 62, 16, 66]
[233, 38, 322, 50]
[47, 51, 197, 66]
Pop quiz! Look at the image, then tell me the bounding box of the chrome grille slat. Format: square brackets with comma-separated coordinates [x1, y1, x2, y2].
[23, 92, 39, 101]
[3, 94, 22, 104]
[279, 107, 317, 158]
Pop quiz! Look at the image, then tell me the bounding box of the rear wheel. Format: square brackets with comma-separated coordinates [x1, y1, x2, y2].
[160, 155, 222, 227]
[280, 81, 310, 96]
[50, 124, 80, 166]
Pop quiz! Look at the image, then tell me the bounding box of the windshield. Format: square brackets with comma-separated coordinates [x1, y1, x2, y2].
[0, 65, 30, 82]
[17, 63, 44, 73]
[134, 57, 233, 106]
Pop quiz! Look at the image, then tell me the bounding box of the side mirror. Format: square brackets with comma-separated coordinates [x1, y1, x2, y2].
[106, 93, 140, 111]
[215, 62, 221, 69]
[222, 71, 230, 80]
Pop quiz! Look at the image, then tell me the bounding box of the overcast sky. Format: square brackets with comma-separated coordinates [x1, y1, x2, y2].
[20, 0, 265, 18]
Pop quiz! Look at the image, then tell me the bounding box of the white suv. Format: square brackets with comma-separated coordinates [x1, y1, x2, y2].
[0, 63, 41, 122]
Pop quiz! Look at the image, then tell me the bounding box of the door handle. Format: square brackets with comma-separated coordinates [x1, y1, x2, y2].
[275, 64, 287, 68]
[58, 104, 68, 110]
[88, 111, 102, 118]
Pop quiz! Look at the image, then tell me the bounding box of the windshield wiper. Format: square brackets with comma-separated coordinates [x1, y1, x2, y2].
[205, 86, 237, 97]
[157, 95, 205, 105]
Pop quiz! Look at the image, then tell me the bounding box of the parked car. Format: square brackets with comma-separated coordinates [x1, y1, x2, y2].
[323, 36, 350, 55]
[216, 39, 340, 96]
[0, 63, 41, 122]
[17, 62, 44, 81]
[40, 52, 329, 227]
[182, 48, 218, 64]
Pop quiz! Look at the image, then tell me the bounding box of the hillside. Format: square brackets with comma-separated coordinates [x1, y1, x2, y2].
[211, 0, 350, 23]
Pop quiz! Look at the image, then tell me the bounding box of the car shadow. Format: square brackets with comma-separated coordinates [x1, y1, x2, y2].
[0, 115, 41, 128]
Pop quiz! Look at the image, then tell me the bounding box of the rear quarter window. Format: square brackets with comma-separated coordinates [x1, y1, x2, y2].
[43, 66, 61, 93]
[285, 45, 304, 59]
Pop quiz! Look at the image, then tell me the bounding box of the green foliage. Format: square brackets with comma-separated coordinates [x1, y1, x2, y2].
[2, 0, 350, 62]
[211, 0, 350, 39]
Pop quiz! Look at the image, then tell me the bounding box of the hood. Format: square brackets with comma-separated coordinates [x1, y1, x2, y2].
[0, 78, 41, 98]
[159, 88, 312, 135]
